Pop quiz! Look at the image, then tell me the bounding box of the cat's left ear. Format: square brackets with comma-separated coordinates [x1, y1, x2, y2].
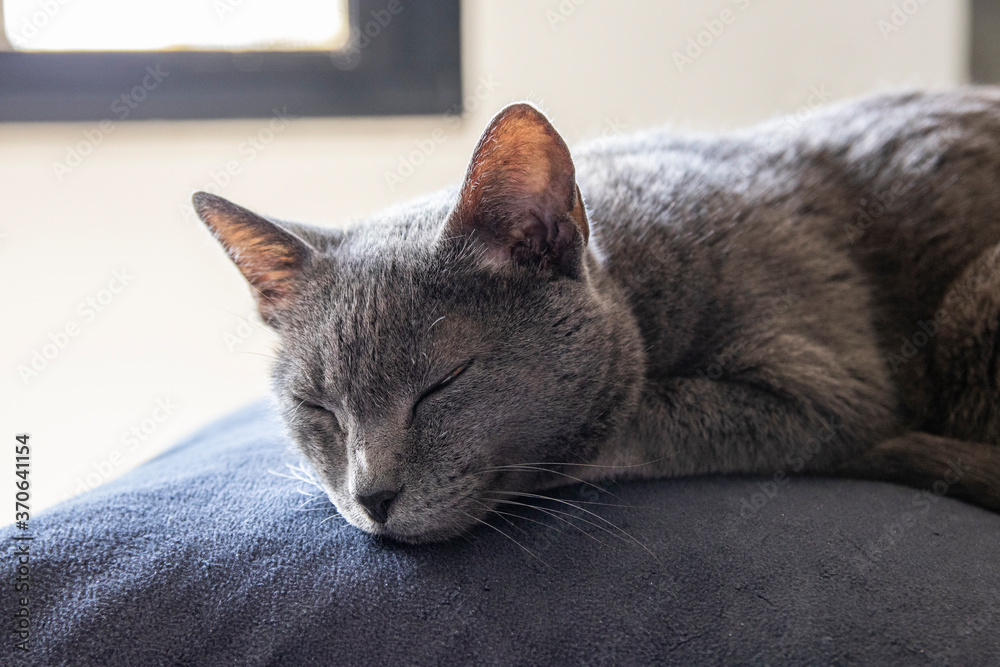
[443, 103, 589, 278]
[193, 191, 313, 325]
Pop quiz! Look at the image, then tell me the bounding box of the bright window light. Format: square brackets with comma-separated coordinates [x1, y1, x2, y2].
[3, 0, 349, 52]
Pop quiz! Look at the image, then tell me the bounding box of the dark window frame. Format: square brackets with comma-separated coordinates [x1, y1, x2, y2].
[971, 0, 999, 84]
[0, 0, 461, 121]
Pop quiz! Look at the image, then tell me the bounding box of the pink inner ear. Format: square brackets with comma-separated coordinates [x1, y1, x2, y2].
[460, 105, 575, 219]
[448, 103, 587, 263]
[194, 192, 310, 319]
[232, 238, 303, 297]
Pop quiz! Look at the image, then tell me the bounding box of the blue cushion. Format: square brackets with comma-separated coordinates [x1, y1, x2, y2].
[5, 400, 1000, 665]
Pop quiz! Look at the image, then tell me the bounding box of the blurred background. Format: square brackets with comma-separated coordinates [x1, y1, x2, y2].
[1, 0, 991, 517]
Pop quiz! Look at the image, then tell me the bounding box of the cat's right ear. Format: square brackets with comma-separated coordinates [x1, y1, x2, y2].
[193, 191, 312, 325]
[442, 103, 590, 279]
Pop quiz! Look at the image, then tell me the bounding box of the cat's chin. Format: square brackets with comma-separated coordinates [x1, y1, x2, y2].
[333, 495, 497, 545]
[340, 514, 476, 545]
[364, 524, 470, 545]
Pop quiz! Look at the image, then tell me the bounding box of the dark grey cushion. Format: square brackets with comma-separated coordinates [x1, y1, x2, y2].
[5, 401, 999, 665]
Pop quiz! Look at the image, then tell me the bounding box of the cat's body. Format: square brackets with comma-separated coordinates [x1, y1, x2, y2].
[572, 89, 1000, 481]
[195, 88, 1000, 543]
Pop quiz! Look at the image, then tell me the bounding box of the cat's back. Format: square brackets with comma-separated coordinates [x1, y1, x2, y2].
[574, 87, 1000, 304]
[574, 87, 1000, 240]
[573, 87, 1000, 422]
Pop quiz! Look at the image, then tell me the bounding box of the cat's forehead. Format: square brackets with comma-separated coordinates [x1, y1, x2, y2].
[298, 252, 486, 398]
[326, 249, 458, 323]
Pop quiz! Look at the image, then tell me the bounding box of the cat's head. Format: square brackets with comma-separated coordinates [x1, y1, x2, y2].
[194, 103, 643, 543]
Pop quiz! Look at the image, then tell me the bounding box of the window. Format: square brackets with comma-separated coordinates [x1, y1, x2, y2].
[972, 0, 999, 84]
[0, 0, 461, 120]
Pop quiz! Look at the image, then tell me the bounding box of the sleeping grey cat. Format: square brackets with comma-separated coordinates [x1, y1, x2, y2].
[194, 88, 1000, 544]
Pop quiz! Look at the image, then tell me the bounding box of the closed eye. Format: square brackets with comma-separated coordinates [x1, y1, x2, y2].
[411, 360, 472, 424]
[294, 398, 342, 428]
[295, 398, 325, 412]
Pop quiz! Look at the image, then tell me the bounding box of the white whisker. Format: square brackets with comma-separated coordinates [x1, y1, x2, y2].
[488, 507, 567, 534]
[490, 492, 659, 562]
[456, 509, 548, 567]
[487, 497, 611, 547]
[478, 464, 625, 501]
[488, 489, 654, 510]
[470, 498, 529, 537]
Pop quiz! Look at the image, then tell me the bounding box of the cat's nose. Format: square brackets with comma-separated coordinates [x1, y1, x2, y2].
[356, 488, 399, 524]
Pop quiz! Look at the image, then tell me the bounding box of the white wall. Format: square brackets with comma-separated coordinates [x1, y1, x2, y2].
[1, 0, 969, 516]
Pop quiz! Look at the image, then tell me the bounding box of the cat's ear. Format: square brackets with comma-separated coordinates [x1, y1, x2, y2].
[443, 103, 589, 278]
[193, 191, 312, 325]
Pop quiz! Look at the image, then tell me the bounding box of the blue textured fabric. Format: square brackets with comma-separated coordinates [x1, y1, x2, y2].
[4, 400, 1000, 665]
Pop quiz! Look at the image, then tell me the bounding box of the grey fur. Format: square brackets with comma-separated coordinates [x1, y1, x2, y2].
[194, 87, 1000, 543]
